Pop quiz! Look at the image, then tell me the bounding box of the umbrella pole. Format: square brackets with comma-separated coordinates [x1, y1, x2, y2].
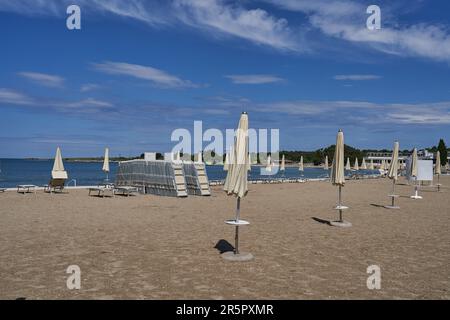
[235, 197, 241, 255]
[338, 186, 343, 222]
[392, 179, 396, 207]
[438, 174, 440, 192]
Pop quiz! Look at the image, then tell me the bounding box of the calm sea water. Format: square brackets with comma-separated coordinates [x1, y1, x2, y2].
[0, 159, 379, 188]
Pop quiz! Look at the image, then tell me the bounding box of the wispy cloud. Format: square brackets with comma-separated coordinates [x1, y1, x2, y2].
[92, 61, 201, 88]
[0, 0, 302, 53]
[265, 0, 450, 63]
[80, 83, 101, 92]
[225, 74, 284, 84]
[0, 88, 35, 105]
[17, 71, 65, 88]
[172, 0, 300, 52]
[333, 74, 381, 81]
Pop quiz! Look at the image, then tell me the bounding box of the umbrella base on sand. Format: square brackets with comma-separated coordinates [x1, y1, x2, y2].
[384, 205, 400, 209]
[330, 220, 352, 228]
[410, 195, 423, 199]
[222, 251, 254, 261]
[224, 219, 253, 261]
[385, 194, 400, 209]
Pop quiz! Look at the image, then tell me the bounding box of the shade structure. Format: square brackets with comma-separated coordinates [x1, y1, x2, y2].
[52, 147, 68, 179]
[385, 141, 400, 209]
[345, 157, 351, 170]
[410, 148, 422, 199]
[369, 159, 374, 170]
[331, 131, 345, 186]
[102, 148, 110, 173]
[299, 156, 304, 171]
[223, 112, 252, 260]
[102, 147, 110, 181]
[361, 158, 367, 170]
[435, 151, 441, 175]
[330, 130, 350, 227]
[354, 157, 359, 171]
[223, 151, 230, 171]
[224, 112, 249, 199]
[387, 142, 399, 180]
[435, 151, 442, 191]
[411, 148, 418, 177]
[380, 159, 386, 171]
[324, 155, 329, 170]
[280, 154, 285, 172]
[265, 154, 272, 172]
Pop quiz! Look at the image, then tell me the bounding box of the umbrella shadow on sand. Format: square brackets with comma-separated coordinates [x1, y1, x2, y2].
[214, 239, 235, 254]
[311, 217, 331, 226]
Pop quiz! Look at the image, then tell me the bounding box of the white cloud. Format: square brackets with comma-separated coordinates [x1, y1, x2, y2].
[92, 61, 201, 88]
[18, 72, 65, 88]
[265, 0, 450, 63]
[225, 74, 284, 84]
[0, 0, 301, 53]
[333, 74, 381, 81]
[80, 83, 101, 92]
[0, 88, 34, 105]
[172, 0, 300, 52]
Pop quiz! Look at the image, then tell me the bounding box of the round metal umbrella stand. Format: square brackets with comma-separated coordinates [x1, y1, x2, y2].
[330, 185, 352, 227]
[223, 197, 253, 261]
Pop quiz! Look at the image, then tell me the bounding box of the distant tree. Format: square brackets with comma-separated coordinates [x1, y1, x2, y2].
[437, 139, 448, 166]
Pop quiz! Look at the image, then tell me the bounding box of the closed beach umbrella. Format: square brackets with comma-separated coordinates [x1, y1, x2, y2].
[102, 147, 110, 181]
[411, 148, 418, 178]
[436, 151, 442, 191]
[388, 142, 399, 180]
[280, 154, 285, 172]
[266, 154, 272, 172]
[369, 159, 374, 170]
[345, 157, 351, 170]
[196, 152, 203, 163]
[299, 156, 304, 171]
[354, 157, 359, 171]
[330, 130, 350, 227]
[52, 147, 68, 179]
[224, 112, 249, 198]
[361, 158, 367, 170]
[223, 112, 251, 258]
[385, 141, 400, 209]
[324, 155, 329, 170]
[435, 151, 441, 175]
[223, 151, 230, 171]
[380, 159, 386, 171]
[410, 148, 422, 199]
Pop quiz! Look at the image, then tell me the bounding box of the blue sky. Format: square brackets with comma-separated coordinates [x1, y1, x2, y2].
[1, 0, 450, 157]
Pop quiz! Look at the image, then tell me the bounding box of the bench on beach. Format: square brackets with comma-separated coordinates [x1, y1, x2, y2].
[114, 186, 138, 197]
[17, 185, 37, 194]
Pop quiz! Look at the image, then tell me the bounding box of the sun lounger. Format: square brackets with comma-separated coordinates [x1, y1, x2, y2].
[88, 186, 115, 197]
[0, 188, 6, 192]
[114, 186, 138, 197]
[44, 178, 66, 193]
[17, 185, 37, 194]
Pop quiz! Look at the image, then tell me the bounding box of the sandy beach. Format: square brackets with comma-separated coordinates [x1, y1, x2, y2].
[0, 176, 449, 300]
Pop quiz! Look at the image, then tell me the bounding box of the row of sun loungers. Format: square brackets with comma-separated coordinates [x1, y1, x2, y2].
[88, 185, 139, 197]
